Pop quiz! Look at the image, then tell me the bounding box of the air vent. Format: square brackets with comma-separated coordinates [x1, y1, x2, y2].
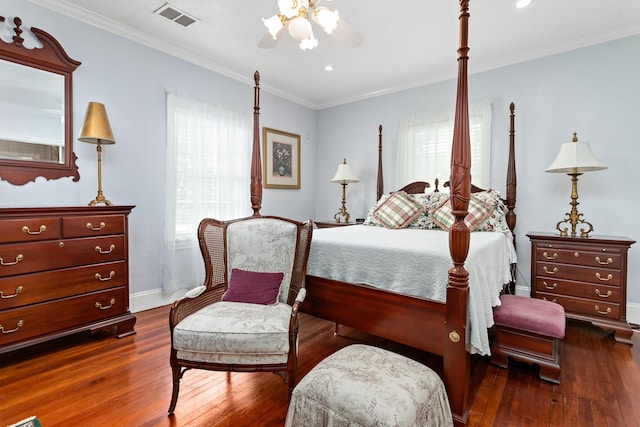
[154, 3, 197, 27]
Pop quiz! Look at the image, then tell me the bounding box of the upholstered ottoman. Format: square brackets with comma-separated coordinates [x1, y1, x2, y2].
[285, 344, 452, 427]
[491, 295, 566, 383]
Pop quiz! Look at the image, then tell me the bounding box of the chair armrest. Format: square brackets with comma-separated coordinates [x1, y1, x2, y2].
[294, 288, 306, 304]
[169, 283, 226, 328]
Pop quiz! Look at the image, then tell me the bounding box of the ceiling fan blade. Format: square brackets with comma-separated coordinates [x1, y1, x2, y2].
[332, 19, 363, 47]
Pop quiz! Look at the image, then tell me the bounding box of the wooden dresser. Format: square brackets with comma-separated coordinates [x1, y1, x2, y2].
[528, 232, 635, 344]
[0, 206, 136, 354]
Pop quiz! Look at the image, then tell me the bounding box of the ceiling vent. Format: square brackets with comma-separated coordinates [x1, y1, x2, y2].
[154, 3, 197, 27]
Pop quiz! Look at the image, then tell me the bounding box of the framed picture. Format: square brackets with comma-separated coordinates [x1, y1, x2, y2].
[263, 127, 300, 189]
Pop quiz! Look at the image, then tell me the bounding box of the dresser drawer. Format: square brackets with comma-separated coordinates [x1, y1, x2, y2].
[0, 235, 125, 277]
[536, 292, 620, 320]
[0, 261, 126, 310]
[533, 277, 621, 303]
[535, 247, 622, 269]
[62, 214, 125, 238]
[0, 217, 61, 243]
[536, 262, 621, 286]
[0, 287, 127, 346]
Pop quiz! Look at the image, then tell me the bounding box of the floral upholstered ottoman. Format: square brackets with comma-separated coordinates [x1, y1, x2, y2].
[285, 344, 452, 427]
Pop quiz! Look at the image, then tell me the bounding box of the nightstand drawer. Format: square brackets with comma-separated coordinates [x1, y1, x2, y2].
[535, 247, 622, 269]
[536, 292, 620, 320]
[536, 262, 621, 286]
[533, 277, 621, 303]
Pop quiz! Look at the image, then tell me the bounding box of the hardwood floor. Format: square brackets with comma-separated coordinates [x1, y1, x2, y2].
[2, 305, 639, 426]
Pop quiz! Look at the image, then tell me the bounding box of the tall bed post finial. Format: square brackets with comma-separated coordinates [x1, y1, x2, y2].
[250, 71, 262, 216]
[377, 125, 384, 200]
[506, 102, 517, 235]
[445, 1, 471, 425]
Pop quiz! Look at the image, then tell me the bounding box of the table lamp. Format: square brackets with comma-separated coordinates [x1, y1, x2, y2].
[330, 159, 359, 223]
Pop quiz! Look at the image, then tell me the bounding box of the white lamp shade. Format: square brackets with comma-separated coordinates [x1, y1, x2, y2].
[262, 15, 284, 38]
[546, 137, 607, 173]
[331, 160, 359, 183]
[312, 7, 340, 34]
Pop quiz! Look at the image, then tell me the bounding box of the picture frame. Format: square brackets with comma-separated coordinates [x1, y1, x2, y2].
[263, 127, 301, 189]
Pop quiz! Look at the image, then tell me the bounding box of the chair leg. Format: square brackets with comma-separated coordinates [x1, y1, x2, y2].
[168, 365, 182, 415]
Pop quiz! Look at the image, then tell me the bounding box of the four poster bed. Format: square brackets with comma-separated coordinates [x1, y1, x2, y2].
[246, 2, 516, 425]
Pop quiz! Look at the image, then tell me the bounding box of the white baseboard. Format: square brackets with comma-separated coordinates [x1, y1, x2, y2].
[129, 288, 186, 313]
[131, 286, 640, 327]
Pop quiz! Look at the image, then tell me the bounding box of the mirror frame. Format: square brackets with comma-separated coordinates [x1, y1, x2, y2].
[0, 16, 81, 185]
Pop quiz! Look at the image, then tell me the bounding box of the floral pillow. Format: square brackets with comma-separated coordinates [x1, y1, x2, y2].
[408, 191, 449, 230]
[372, 191, 425, 229]
[473, 189, 512, 234]
[430, 195, 494, 231]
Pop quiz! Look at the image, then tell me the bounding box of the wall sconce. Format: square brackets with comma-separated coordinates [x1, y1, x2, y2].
[330, 158, 359, 223]
[545, 132, 607, 237]
[78, 102, 116, 206]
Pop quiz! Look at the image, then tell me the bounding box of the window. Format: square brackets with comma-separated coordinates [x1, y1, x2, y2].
[396, 102, 492, 189]
[164, 93, 251, 293]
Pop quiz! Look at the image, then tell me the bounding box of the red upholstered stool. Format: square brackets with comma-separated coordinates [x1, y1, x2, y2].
[491, 295, 566, 383]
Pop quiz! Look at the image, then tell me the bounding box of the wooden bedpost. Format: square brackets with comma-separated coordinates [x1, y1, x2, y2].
[250, 71, 262, 216]
[445, 1, 471, 426]
[506, 102, 517, 235]
[377, 125, 384, 200]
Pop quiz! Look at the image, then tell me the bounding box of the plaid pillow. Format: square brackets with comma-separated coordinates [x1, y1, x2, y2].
[430, 195, 494, 231]
[373, 191, 425, 229]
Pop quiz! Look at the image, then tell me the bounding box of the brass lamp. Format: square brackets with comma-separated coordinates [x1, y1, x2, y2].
[545, 132, 607, 237]
[78, 102, 116, 206]
[330, 158, 359, 223]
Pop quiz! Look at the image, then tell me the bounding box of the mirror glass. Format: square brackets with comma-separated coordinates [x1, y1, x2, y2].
[0, 60, 65, 163]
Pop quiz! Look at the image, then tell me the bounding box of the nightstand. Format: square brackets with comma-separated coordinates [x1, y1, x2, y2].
[527, 232, 635, 344]
[315, 221, 360, 229]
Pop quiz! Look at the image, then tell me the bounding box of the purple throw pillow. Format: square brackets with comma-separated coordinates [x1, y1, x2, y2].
[222, 268, 284, 305]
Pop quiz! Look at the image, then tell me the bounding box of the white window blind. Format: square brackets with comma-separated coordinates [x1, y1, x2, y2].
[396, 102, 492, 189]
[163, 92, 251, 293]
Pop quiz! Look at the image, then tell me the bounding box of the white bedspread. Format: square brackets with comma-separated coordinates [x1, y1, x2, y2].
[306, 226, 517, 355]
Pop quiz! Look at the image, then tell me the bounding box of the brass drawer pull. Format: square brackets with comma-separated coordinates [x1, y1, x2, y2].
[542, 251, 557, 260]
[543, 266, 558, 275]
[95, 271, 116, 281]
[95, 244, 116, 254]
[95, 298, 116, 310]
[595, 256, 613, 265]
[0, 319, 24, 334]
[86, 221, 106, 231]
[594, 306, 611, 315]
[542, 297, 558, 303]
[595, 289, 612, 298]
[0, 285, 24, 299]
[22, 225, 46, 235]
[543, 281, 557, 290]
[0, 254, 24, 266]
[595, 272, 613, 282]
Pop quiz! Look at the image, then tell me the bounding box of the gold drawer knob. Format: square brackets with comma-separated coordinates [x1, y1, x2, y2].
[0, 254, 24, 266]
[22, 225, 46, 235]
[95, 298, 116, 310]
[543, 266, 558, 275]
[594, 306, 611, 315]
[0, 285, 24, 299]
[595, 289, 612, 298]
[595, 256, 613, 265]
[542, 252, 557, 260]
[87, 221, 106, 231]
[595, 272, 613, 282]
[95, 271, 116, 281]
[543, 281, 557, 290]
[0, 319, 24, 334]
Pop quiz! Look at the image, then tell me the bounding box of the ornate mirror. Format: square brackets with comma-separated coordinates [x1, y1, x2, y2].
[0, 16, 81, 185]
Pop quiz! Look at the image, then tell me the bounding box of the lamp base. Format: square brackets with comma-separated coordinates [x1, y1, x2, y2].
[89, 194, 113, 206]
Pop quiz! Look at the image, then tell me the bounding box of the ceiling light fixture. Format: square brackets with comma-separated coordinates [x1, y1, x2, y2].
[260, 0, 362, 51]
[515, 0, 532, 8]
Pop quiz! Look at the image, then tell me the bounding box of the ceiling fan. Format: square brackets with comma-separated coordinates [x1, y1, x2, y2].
[259, 0, 364, 51]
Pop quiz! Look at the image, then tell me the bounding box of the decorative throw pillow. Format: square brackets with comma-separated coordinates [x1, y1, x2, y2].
[408, 191, 450, 230]
[373, 191, 425, 229]
[362, 195, 389, 227]
[473, 189, 512, 234]
[222, 268, 284, 305]
[430, 195, 494, 231]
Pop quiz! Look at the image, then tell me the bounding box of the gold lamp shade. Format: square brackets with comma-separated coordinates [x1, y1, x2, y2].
[78, 102, 115, 145]
[79, 102, 116, 206]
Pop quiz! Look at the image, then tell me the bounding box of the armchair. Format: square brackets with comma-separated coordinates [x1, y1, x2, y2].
[168, 216, 313, 414]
